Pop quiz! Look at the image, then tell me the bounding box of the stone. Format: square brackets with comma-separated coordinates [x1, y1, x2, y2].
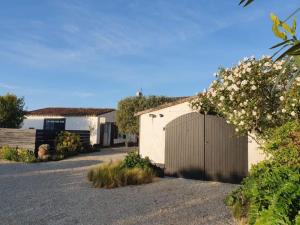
[38, 144, 50, 159]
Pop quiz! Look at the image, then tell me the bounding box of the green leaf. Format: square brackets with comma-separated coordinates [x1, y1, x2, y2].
[239, 0, 254, 7]
[271, 13, 287, 41]
[275, 42, 300, 61]
[281, 22, 294, 36]
[272, 24, 287, 40]
[291, 17, 297, 35]
[270, 39, 292, 49]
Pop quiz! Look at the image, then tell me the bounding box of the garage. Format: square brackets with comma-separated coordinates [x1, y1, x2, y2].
[137, 97, 265, 183]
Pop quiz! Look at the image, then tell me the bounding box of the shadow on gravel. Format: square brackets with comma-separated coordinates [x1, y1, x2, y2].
[0, 160, 103, 176]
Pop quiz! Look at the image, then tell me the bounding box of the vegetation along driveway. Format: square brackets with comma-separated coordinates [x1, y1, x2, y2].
[0, 148, 237, 225]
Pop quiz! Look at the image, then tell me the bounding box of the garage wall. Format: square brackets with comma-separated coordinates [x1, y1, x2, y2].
[248, 135, 266, 170]
[139, 102, 194, 164]
[139, 101, 266, 170]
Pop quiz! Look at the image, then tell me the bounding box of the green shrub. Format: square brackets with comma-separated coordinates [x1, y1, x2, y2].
[87, 161, 154, 188]
[226, 121, 300, 225]
[0, 146, 36, 163]
[55, 131, 82, 156]
[122, 151, 152, 169]
[0, 146, 19, 161]
[263, 121, 300, 168]
[17, 149, 36, 163]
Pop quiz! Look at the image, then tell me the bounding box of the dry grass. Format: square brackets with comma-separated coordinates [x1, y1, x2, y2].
[87, 161, 154, 188]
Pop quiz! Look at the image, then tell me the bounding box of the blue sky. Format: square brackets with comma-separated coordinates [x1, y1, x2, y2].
[0, 0, 299, 110]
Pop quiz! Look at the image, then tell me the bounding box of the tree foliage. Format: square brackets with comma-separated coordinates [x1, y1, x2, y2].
[116, 96, 177, 135]
[191, 56, 298, 136]
[0, 93, 25, 128]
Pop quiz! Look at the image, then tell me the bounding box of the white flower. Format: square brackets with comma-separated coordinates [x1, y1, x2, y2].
[252, 111, 257, 116]
[239, 121, 245, 126]
[267, 114, 272, 120]
[241, 80, 248, 86]
[220, 96, 225, 101]
[296, 77, 300, 82]
[291, 111, 296, 117]
[279, 96, 284, 101]
[235, 128, 239, 132]
[251, 85, 257, 90]
[282, 108, 287, 113]
[241, 109, 246, 114]
[246, 68, 251, 73]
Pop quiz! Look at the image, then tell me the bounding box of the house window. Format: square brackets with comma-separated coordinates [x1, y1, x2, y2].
[44, 119, 65, 131]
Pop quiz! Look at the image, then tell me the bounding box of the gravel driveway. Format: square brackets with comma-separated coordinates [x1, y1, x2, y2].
[0, 148, 237, 225]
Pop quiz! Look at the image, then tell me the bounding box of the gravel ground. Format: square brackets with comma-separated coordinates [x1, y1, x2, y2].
[0, 148, 237, 225]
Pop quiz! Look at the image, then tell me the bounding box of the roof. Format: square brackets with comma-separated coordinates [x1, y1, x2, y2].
[26, 107, 115, 117]
[135, 96, 197, 116]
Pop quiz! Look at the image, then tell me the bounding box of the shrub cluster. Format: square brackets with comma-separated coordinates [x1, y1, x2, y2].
[0, 146, 36, 163]
[87, 161, 154, 188]
[87, 151, 159, 188]
[122, 151, 152, 169]
[55, 131, 82, 156]
[225, 121, 300, 225]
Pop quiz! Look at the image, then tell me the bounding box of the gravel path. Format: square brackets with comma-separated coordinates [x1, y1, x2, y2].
[0, 148, 237, 225]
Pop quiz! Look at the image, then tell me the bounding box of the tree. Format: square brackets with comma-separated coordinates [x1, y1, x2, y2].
[116, 96, 177, 135]
[0, 93, 25, 128]
[191, 56, 298, 138]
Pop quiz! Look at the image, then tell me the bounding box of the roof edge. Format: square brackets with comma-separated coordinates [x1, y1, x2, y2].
[135, 96, 197, 116]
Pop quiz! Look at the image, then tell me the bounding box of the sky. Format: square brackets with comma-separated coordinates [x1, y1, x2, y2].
[0, 0, 299, 110]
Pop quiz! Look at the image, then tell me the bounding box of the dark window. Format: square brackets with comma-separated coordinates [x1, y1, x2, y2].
[44, 118, 65, 131]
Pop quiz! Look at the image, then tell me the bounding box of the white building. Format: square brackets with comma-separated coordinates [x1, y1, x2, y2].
[22, 107, 122, 146]
[136, 97, 265, 182]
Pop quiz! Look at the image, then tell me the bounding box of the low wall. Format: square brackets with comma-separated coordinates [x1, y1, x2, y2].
[0, 128, 36, 151]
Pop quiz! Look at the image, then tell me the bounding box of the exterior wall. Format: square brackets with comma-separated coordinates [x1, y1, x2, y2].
[22, 116, 62, 130]
[248, 135, 266, 170]
[99, 111, 115, 123]
[139, 102, 266, 169]
[22, 115, 99, 145]
[65, 116, 99, 145]
[139, 102, 194, 164]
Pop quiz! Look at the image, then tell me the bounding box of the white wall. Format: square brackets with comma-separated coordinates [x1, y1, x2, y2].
[66, 116, 99, 144]
[139, 102, 265, 169]
[139, 102, 194, 164]
[22, 115, 100, 145]
[99, 111, 115, 123]
[248, 135, 266, 170]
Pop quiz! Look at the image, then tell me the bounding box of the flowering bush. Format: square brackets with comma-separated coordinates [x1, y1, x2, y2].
[191, 56, 298, 136]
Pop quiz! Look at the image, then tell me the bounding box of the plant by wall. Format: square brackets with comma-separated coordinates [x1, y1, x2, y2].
[191, 56, 298, 136]
[55, 131, 82, 156]
[0, 146, 36, 163]
[225, 121, 300, 225]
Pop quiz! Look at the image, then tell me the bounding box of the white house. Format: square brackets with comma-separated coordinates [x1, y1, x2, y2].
[136, 97, 266, 182]
[22, 107, 128, 147]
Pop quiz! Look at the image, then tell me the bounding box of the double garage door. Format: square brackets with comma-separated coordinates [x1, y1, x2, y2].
[165, 112, 248, 183]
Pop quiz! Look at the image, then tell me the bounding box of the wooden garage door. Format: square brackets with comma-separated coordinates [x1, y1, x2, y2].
[205, 115, 248, 183]
[165, 113, 248, 183]
[165, 112, 205, 179]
